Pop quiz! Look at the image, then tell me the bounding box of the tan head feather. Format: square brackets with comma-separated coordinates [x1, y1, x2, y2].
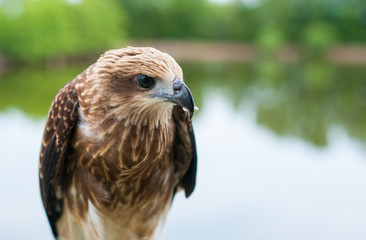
[74, 47, 183, 125]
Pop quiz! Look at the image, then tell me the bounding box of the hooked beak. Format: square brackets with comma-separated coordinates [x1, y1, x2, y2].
[171, 78, 195, 118]
[149, 78, 196, 118]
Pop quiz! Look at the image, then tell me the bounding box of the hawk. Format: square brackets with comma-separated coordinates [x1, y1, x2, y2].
[39, 47, 197, 240]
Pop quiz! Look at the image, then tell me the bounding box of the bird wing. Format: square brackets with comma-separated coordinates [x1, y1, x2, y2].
[39, 82, 79, 238]
[172, 106, 197, 198]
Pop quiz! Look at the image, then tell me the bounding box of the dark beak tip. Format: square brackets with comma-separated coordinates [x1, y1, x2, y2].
[181, 86, 195, 118]
[172, 83, 195, 118]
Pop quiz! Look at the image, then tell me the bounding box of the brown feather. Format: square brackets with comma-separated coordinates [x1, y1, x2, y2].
[39, 81, 79, 237]
[39, 47, 196, 240]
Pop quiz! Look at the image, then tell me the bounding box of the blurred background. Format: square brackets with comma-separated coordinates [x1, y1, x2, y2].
[1, 0, 366, 239]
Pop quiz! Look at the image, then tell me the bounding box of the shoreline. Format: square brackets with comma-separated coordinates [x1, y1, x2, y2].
[129, 40, 366, 64]
[1, 41, 366, 71]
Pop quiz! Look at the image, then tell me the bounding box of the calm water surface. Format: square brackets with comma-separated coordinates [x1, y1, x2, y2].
[1, 61, 366, 240]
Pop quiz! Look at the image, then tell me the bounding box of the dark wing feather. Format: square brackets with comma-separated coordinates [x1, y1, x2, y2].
[172, 107, 197, 198]
[180, 126, 197, 197]
[39, 82, 79, 237]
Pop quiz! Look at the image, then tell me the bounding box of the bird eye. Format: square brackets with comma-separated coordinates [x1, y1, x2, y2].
[137, 75, 155, 89]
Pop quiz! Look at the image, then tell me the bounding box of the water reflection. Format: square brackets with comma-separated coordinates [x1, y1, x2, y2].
[1, 98, 366, 240]
[0, 60, 365, 147]
[181, 61, 366, 147]
[0, 65, 86, 116]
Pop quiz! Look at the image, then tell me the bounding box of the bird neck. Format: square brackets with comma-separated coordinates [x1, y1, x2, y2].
[77, 105, 175, 171]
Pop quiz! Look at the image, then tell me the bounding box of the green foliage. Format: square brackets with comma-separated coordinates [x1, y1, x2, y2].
[256, 26, 286, 54]
[119, 0, 212, 39]
[1, 0, 365, 63]
[0, 0, 126, 63]
[120, 0, 365, 52]
[302, 22, 339, 54]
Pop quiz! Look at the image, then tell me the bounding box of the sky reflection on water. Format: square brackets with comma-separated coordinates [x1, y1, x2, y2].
[1, 92, 366, 240]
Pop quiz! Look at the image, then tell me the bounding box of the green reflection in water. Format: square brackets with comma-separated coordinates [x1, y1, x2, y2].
[1, 61, 365, 147]
[181, 61, 366, 147]
[0, 65, 85, 117]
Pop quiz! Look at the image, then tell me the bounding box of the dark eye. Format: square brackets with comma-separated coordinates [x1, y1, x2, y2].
[137, 75, 155, 89]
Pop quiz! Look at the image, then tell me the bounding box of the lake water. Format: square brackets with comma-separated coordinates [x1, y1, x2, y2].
[1, 61, 366, 240]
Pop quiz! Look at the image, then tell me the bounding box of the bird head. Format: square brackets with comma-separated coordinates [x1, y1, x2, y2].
[76, 47, 196, 125]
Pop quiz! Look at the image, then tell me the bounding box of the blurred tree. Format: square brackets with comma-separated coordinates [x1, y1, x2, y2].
[0, 0, 126, 64]
[119, 0, 212, 39]
[1, 0, 366, 64]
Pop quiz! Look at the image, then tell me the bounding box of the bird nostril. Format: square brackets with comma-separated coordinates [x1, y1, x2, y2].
[173, 79, 184, 92]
